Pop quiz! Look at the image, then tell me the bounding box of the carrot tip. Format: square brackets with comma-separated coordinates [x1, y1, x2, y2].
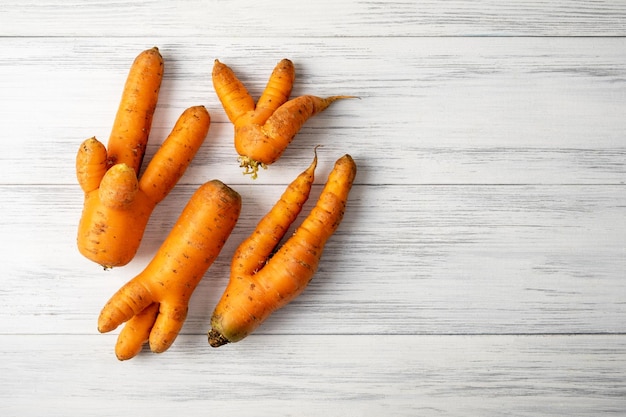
[208, 329, 230, 347]
[323, 95, 359, 104]
[238, 155, 267, 180]
[328, 95, 359, 100]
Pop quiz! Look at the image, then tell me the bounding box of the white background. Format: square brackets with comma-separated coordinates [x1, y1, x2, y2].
[1, 1, 625, 416]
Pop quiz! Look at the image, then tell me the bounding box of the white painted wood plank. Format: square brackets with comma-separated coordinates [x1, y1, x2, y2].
[2, 184, 623, 335]
[1, 1, 625, 414]
[2, 334, 625, 416]
[2, 0, 626, 37]
[1, 37, 624, 186]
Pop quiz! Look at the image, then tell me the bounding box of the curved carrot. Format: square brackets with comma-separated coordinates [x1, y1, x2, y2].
[212, 58, 354, 178]
[98, 180, 242, 360]
[107, 46, 163, 175]
[208, 152, 357, 347]
[76, 105, 210, 268]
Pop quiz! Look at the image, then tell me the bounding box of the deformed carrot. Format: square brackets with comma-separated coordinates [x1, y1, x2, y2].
[77, 105, 211, 268]
[234, 95, 353, 176]
[208, 152, 357, 347]
[212, 58, 355, 178]
[98, 180, 242, 360]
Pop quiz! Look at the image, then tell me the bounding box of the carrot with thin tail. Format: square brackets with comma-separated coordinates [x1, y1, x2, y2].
[208, 151, 357, 347]
[98, 180, 242, 360]
[212, 58, 356, 178]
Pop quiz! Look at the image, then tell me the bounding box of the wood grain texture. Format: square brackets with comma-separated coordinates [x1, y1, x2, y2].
[1, 37, 624, 186]
[2, 1, 626, 37]
[2, 184, 624, 335]
[2, 335, 625, 416]
[1, 1, 625, 415]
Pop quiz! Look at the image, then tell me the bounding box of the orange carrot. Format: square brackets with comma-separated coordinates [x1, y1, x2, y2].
[98, 180, 242, 360]
[211, 59, 256, 125]
[208, 152, 357, 347]
[76, 137, 108, 193]
[107, 47, 163, 175]
[234, 95, 352, 176]
[77, 105, 210, 268]
[114, 303, 159, 361]
[244, 58, 295, 124]
[212, 58, 354, 178]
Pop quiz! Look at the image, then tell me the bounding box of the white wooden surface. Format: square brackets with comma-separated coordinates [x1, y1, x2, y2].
[1, 1, 625, 416]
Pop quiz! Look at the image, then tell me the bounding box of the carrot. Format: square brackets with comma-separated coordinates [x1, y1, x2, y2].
[211, 59, 257, 125]
[98, 180, 242, 360]
[208, 152, 357, 347]
[76, 137, 108, 193]
[107, 47, 163, 175]
[77, 105, 210, 268]
[244, 58, 295, 124]
[212, 58, 355, 178]
[114, 303, 159, 360]
[234, 95, 353, 176]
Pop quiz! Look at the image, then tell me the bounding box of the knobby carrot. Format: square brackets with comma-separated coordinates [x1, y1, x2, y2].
[98, 180, 242, 360]
[212, 58, 355, 178]
[208, 152, 357, 347]
[77, 104, 210, 268]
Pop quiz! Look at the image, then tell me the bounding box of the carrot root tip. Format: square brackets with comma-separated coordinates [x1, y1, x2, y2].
[329, 95, 359, 100]
[238, 155, 267, 180]
[208, 329, 230, 347]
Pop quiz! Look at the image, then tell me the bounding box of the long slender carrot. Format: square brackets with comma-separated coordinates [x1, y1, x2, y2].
[208, 152, 357, 347]
[232, 149, 318, 276]
[106, 46, 163, 175]
[98, 180, 242, 360]
[212, 58, 355, 178]
[77, 105, 210, 268]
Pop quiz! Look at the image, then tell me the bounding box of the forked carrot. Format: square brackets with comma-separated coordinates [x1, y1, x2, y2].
[77, 104, 210, 268]
[208, 151, 357, 347]
[98, 180, 242, 360]
[212, 58, 355, 178]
